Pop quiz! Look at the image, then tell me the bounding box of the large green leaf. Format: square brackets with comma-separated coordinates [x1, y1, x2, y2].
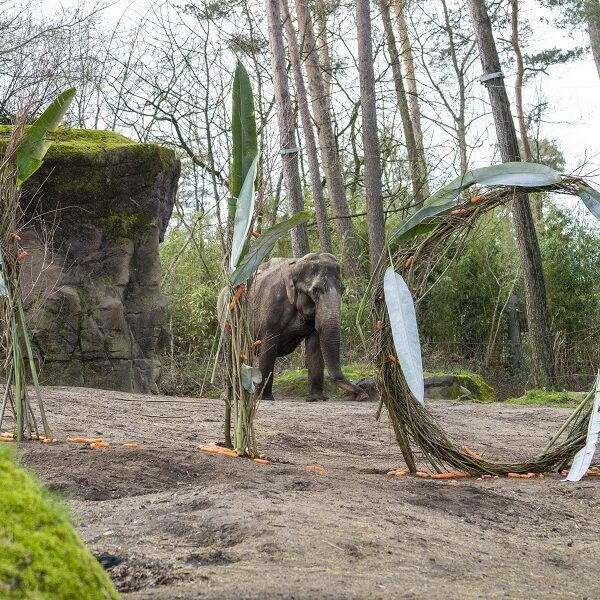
[230, 155, 258, 271]
[230, 60, 258, 204]
[390, 162, 563, 246]
[15, 88, 76, 185]
[578, 185, 600, 221]
[383, 267, 424, 405]
[230, 211, 313, 286]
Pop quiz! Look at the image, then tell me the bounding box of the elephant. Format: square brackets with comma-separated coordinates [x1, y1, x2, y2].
[218, 252, 368, 402]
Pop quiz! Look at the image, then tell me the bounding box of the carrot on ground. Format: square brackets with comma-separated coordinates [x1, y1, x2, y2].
[66, 437, 88, 443]
[405, 255, 414, 268]
[253, 458, 269, 465]
[415, 471, 430, 478]
[306, 465, 326, 472]
[123, 443, 139, 449]
[387, 469, 409, 477]
[90, 441, 109, 449]
[430, 473, 459, 479]
[197, 444, 238, 458]
[461, 445, 483, 461]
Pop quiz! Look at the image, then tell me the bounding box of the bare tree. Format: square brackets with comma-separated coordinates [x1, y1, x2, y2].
[468, 0, 556, 388]
[265, 0, 309, 257]
[294, 0, 364, 274]
[377, 0, 424, 207]
[391, 0, 429, 196]
[280, 0, 332, 252]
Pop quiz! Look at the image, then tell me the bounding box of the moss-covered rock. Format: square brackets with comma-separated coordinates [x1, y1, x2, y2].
[452, 369, 496, 403]
[0, 446, 120, 599]
[6, 126, 180, 393]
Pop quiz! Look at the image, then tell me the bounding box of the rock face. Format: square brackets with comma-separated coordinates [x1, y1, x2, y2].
[355, 375, 474, 402]
[13, 128, 180, 393]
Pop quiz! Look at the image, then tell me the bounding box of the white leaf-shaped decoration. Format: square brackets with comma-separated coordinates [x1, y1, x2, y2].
[564, 372, 600, 482]
[241, 363, 263, 393]
[229, 155, 258, 272]
[383, 267, 424, 405]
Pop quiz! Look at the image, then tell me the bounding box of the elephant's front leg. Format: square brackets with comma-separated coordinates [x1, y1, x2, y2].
[305, 331, 328, 402]
[258, 336, 278, 401]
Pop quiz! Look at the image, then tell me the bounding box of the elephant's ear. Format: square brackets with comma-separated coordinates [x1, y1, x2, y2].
[283, 260, 297, 305]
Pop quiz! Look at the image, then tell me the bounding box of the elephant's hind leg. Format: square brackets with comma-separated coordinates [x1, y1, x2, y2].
[305, 331, 328, 402]
[258, 336, 278, 400]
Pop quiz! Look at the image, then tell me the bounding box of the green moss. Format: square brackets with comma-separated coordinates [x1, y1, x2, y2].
[452, 369, 496, 403]
[0, 446, 120, 599]
[274, 363, 375, 397]
[102, 213, 154, 243]
[505, 389, 582, 408]
[0, 126, 136, 158]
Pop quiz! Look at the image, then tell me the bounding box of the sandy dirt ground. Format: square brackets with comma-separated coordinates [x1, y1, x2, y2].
[10, 386, 600, 599]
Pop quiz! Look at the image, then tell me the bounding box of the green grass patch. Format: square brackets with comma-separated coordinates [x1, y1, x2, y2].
[505, 389, 583, 408]
[274, 362, 375, 397]
[0, 446, 120, 599]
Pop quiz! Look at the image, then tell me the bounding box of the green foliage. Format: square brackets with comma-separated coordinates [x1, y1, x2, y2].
[160, 227, 220, 361]
[540, 204, 600, 339]
[505, 389, 582, 408]
[0, 446, 120, 599]
[230, 60, 258, 203]
[15, 88, 76, 184]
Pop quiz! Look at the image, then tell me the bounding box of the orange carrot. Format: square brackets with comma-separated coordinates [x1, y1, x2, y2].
[405, 255, 414, 268]
[0, 436, 14, 442]
[470, 194, 485, 204]
[251, 231, 261, 238]
[253, 458, 269, 465]
[585, 471, 600, 477]
[1, 432, 14, 439]
[229, 285, 245, 310]
[66, 437, 88, 443]
[450, 208, 468, 216]
[507, 472, 532, 478]
[375, 320, 383, 330]
[84, 438, 102, 444]
[461, 445, 483, 461]
[17, 251, 28, 263]
[415, 471, 430, 478]
[387, 469, 409, 477]
[252, 339, 262, 349]
[431, 473, 457, 479]
[538, 474, 545, 479]
[388, 354, 399, 365]
[90, 441, 109, 449]
[123, 443, 139, 449]
[42, 438, 58, 444]
[306, 464, 326, 472]
[197, 444, 238, 458]
[11, 232, 21, 241]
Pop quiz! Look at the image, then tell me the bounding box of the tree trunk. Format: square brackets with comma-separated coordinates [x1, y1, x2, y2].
[314, 0, 333, 99]
[584, 0, 600, 79]
[468, 0, 556, 389]
[294, 0, 364, 275]
[357, 0, 385, 270]
[280, 0, 333, 253]
[378, 0, 424, 208]
[511, 0, 544, 225]
[266, 0, 310, 257]
[392, 0, 429, 197]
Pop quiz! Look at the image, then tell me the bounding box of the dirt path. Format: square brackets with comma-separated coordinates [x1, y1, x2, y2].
[12, 386, 600, 599]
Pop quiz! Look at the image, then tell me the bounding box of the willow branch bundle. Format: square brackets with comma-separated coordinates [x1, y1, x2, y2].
[0, 123, 51, 441]
[369, 179, 596, 474]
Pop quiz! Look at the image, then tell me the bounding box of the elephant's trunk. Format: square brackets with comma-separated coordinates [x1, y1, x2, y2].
[315, 289, 368, 400]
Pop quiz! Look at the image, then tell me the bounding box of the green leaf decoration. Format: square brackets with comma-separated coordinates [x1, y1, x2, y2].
[383, 267, 424, 405]
[230, 155, 258, 271]
[578, 185, 600, 221]
[241, 363, 263, 393]
[230, 211, 313, 286]
[230, 60, 258, 204]
[390, 162, 563, 246]
[15, 88, 76, 185]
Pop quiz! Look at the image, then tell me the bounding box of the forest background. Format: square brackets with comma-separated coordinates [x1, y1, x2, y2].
[3, 0, 599, 397]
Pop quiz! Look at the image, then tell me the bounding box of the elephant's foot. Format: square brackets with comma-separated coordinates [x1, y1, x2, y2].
[307, 393, 328, 402]
[261, 393, 275, 401]
[335, 379, 370, 402]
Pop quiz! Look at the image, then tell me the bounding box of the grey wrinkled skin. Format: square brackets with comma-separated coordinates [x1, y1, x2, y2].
[218, 253, 369, 402]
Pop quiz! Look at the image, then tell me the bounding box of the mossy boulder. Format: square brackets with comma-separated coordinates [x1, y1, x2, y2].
[505, 389, 583, 408]
[4, 127, 180, 393]
[0, 446, 120, 599]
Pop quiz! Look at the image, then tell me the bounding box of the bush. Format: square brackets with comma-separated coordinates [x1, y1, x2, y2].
[0, 446, 120, 599]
